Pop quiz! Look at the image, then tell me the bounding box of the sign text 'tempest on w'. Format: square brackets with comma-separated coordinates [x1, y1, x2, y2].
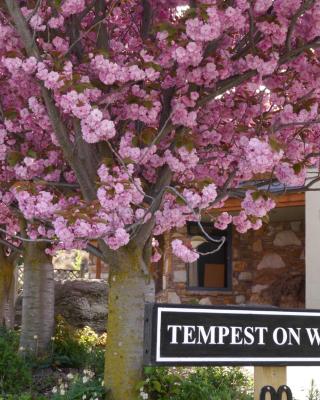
[144, 305, 320, 366]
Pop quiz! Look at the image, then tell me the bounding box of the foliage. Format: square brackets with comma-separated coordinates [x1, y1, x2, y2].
[0, 328, 32, 396]
[0, 323, 107, 399]
[52, 317, 105, 374]
[73, 251, 84, 271]
[139, 366, 253, 400]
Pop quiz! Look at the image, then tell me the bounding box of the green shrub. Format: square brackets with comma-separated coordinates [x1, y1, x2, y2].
[139, 366, 253, 400]
[0, 328, 32, 396]
[52, 317, 105, 374]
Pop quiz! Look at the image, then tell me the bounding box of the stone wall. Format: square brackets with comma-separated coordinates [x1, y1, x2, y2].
[157, 218, 305, 308]
[15, 279, 108, 333]
[55, 279, 108, 333]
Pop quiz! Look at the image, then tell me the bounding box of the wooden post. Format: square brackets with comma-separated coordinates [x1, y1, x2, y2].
[96, 257, 102, 279]
[254, 366, 287, 399]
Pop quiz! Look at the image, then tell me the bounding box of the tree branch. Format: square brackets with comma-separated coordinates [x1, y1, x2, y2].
[94, 0, 109, 51]
[0, 227, 52, 243]
[85, 242, 108, 262]
[285, 0, 316, 51]
[133, 165, 172, 246]
[5, 0, 97, 202]
[66, 15, 83, 61]
[0, 237, 23, 254]
[141, 0, 153, 41]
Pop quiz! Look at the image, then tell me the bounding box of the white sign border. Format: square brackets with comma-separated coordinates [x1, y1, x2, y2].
[155, 307, 320, 363]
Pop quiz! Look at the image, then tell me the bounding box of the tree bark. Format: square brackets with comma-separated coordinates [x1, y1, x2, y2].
[0, 247, 16, 329]
[20, 243, 54, 355]
[104, 244, 154, 400]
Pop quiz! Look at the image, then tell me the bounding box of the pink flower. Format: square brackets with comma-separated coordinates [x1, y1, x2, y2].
[214, 212, 232, 230]
[61, 0, 85, 17]
[29, 15, 46, 32]
[254, 0, 273, 14]
[241, 191, 276, 218]
[48, 15, 65, 29]
[172, 239, 199, 263]
[186, 13, 221, 42]
[105, 228, 130, 250]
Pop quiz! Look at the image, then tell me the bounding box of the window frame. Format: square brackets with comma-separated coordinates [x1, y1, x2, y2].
[186, 223, 232, 292]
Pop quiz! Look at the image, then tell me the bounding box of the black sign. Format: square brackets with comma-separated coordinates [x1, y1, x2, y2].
[144, 304, 320, 366]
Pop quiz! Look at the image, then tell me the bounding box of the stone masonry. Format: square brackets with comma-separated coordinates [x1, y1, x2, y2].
[157, 219, 305, 308]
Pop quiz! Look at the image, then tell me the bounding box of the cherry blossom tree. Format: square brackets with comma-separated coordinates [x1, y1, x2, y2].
[2, 0, 320, 398]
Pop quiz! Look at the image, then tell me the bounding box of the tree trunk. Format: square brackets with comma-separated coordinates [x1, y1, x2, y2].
[105, 244, 154, 400]
[20, 243, 54, 355]
[0, 248, 16, 329]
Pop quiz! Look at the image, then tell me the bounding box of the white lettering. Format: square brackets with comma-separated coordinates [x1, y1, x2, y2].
[244, 327, 255, 345]
[167, 325, 182, 344]
[288, 328, 301, 345]
[255, 327, 268, 345]
[183, 325, 196, 344]
[197, 326, 216, 344]
[273, 327, 288, 345]
[217, 326, 230, 344]
[230, 326, 243, 345]
[306, 328, 320, 346]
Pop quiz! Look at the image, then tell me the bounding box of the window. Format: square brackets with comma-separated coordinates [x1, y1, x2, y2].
[187, 222, 232, 291]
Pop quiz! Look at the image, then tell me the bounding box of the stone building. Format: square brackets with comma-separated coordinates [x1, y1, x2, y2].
[155, 192, 306, 309]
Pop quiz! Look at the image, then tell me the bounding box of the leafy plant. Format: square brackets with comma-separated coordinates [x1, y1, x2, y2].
[0, 328, 32, 396]
[52, 316, 105, 374]
[139, 367, 253, 400]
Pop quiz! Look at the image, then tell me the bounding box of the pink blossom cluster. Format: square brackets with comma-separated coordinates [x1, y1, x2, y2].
[241, 191, 276, 218]
[182, 184, 217, 209]
[279, 103, 319, 125]
[124, 101, 161, 125]
[13, 150, 62, 181]
[59, 90, 91, 119]
[214, 212, 232, 230]
[243, 138, 284, 174]
[222, 7, 246, 30]
[91, 55, 160, 86]
[245, 53, 279, 75]
[185, 7, 221, 42]
[173, 42, 203, 67]
[61, 0, 85, 17]
[182, 61, 220, 87]
[171, 239, 199, 263]
[254, 0, 273, 14]
[233, 211, 263, 234]
[275, 163, 306, 186]
[164, 148, 199, 173]
[172, 98, 197, 128]
[154, 196, 188, 235]
[29, 15, 46, 32]
[48, 15, 65, 29]
[13, 190, 59, 220]
[154, 183, 217, 236]
[92, 164, 146, 249]
[81, 109, 116, 143]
